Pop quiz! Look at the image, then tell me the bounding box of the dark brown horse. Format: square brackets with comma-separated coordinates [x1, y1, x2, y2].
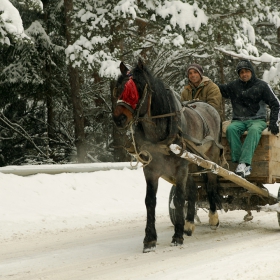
[113, 59, 223, 253]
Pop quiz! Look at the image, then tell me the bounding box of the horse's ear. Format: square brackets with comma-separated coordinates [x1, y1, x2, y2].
[137, 58, 144, 70]
[120, 62, 129, 76]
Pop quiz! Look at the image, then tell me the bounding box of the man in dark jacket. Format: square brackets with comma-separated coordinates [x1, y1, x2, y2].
[219, 59, 280, 178]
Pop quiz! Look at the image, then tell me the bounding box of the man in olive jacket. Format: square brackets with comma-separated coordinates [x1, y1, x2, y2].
[219, 59, 280, 178]
[181, 63, 223, 119]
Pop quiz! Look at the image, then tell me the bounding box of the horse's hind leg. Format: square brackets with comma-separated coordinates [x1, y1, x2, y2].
[204, 143, 222, 230]
[184, 175, 197, 236]
[206, 173, 220, 230]
[143, 170, 158, 253]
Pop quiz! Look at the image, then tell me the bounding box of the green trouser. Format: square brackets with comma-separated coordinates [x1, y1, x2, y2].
[226, 119, 267, 165]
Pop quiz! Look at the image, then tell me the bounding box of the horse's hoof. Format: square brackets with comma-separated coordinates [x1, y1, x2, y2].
[143, 241, 156, 253]
[184, 221, 195, 236]
[244, 213, 253, 221]
[171, 237, 184, 246]
[210, 221, 220, 230]
[184, 230, 192, 236]
[209, 211, 219, 229]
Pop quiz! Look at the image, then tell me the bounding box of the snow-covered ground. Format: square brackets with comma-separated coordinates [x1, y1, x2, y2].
[1, 165, 280, 279]
[1, 165, 279, 240]
[0, 165, 166, 240]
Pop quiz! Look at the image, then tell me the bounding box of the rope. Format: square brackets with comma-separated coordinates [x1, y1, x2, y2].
[129, 122, 153, 168]
[137, 108, 183, 121]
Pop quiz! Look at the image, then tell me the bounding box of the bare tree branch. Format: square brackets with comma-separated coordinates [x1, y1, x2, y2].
[0, 113, 48, 158]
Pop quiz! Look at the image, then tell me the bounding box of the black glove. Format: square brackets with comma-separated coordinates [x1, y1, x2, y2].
[268, 123, 279, 135]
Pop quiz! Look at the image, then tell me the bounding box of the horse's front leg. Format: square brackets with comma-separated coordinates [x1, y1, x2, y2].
[171, 166, 188, 246]
[143, 172, 158, 253]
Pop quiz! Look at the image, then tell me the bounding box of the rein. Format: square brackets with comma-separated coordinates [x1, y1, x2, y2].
[138, 111, 179, 120]
[129, 122, 153, 167]
[133, 83, 149, 124]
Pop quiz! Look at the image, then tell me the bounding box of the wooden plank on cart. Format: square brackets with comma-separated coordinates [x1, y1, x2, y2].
[169, 144, 276, 199]
[222, 121, 280, 184]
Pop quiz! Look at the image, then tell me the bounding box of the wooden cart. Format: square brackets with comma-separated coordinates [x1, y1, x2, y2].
[168, 122, 280, 225]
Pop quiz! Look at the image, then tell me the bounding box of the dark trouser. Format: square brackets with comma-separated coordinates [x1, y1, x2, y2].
[226, 119, 267, 165]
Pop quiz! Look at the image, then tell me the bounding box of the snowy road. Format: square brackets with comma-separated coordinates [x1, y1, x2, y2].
[1, 210, 280, 280]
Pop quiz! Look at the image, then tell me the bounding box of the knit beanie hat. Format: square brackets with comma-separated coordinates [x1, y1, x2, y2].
[236, 60, 253, 75]
[186, 63, 203, 78]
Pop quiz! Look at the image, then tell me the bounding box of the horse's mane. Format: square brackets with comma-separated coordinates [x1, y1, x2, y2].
[132, 63, 178, 116]
[129, 62, 181, 142]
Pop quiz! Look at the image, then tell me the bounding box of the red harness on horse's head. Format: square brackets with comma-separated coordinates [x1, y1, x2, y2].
[117, 77, 139, 112]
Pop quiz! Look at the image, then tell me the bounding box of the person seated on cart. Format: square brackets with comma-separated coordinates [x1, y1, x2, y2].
[219, 59, 280, 178]
[181, 63, 223, 120]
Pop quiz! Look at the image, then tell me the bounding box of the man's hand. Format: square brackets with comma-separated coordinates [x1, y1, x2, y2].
[268, 123, 279, 135]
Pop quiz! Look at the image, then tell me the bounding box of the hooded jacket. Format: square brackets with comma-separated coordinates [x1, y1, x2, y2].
[181, 76, 223, 119]
[219, 60, 280, 125]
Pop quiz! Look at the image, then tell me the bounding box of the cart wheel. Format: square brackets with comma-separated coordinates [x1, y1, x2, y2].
[168, 185, 188, 226]
[277, 186, 280, 227]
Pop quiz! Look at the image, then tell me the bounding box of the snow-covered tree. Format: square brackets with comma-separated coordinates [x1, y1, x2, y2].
[65, 0, 209, 77]
[0, 1, 76, 165]
[65, 0, 280, 90]
[0, 0, 44, 46]
[1, 0, 280, 164]
[206, 0, 280, 87]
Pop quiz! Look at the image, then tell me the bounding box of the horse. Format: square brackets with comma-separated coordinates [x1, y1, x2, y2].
[113, 58, 223, 253]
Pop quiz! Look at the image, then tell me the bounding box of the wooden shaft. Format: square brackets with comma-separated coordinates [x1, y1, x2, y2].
[170, 144, 273, 198]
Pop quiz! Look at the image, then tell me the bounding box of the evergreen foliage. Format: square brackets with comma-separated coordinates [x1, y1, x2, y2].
[0, 0, 279, 165]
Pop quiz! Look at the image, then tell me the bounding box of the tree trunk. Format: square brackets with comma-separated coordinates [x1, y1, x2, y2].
[135, 17, 149, 60]
[217, 32, 225, 121]
[110, 80, 131, 162]
[107, 21, 130, 162]
[218, 60, 225, 121]
[46, 94, 55, 149]
[42, 1, 55, 153]
[64, 0, 86, 163]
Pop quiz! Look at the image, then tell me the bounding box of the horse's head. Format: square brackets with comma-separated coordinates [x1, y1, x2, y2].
[113, 59, 148, 128]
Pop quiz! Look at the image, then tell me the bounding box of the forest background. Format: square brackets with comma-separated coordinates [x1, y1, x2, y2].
[0, 0, 280, 166]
